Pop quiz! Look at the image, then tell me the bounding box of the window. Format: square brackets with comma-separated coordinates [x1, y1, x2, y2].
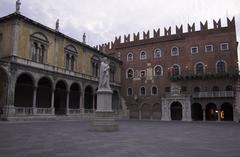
[216, 60, 226, 73]
[127, 52, 133, 61]
[220, 43, 229, 51]
[154, 48, 161, 58]
[171, 47, 179, 56]
[151, 86, 158, 95]
[165, 87, 170, 92]
[212, 86, 219, 91]
[140, 86, 146, 96]
[140, 70, 146, 78]
[205, 45, 213, 52]
[140, 51, 147, 60]
[65, 45, 78, 71]
[191, 47, 198, 54]
[154, 65, 163, 76]
[194, 87, 200, 93]
[195, 62, 204, 75]
[127, 87, 133, 96]
[91, 55, 100, 77]
[30, 32, 49, 63]
[126, 68, 134, 78]
[225, 85, 233, 91]
[172, 64, 180, 76]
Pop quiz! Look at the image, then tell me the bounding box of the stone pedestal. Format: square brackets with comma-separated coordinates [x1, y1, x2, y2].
[89, 89, 119, 132]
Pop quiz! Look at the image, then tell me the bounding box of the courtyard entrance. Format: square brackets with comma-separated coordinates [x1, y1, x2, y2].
[170, 102, 182, 120]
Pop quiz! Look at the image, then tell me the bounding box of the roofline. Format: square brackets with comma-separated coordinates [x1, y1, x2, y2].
[0, 12, 121, 63]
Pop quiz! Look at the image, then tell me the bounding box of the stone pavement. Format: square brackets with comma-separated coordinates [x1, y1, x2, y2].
[0, 120, 239, 157]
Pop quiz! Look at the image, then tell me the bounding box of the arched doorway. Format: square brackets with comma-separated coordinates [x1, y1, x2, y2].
[191, 103, 203, 121]
[0, 67, 8, 116]
[69, 83, 80, 109]
[141, 104, 151, 120]
[36, 77, 52, 108]
[206, 103, 217, 121]
[54, 81, 67, 115]
[221, 103, 233, 121]
[170, 102, 182, 120]
[112, 91, 119, 112]
[14, 74, 34, 107]
[84, 85, 93, 112]
[129, 104, 139, 119]
[152, 103, 161, 120]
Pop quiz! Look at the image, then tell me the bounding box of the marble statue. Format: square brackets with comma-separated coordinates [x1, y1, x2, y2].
[98, 57, 110, 89]
[16, 0, 21, 14]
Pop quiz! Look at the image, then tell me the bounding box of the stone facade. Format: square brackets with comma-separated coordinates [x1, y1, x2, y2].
[0, 13, 123, 120]
[101, 18, 239, 122]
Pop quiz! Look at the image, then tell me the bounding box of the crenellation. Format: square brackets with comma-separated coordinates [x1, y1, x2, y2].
[124, 34, 130, 43]
[188, 23, 195, 32]
[200, 21, 208, 31]
[213, 19, 221, 29]
[227, 17, 235, 29]
[133, 32, 140, 41]
[143, 30, 150, 39]
[176, 25, 183, 34]
[164, 27, 171, 36]
[153, 28, 160, 38]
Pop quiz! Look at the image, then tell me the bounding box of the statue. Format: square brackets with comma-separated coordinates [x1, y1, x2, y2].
[83, 33, 86, 44]
[98, 57, 110, 89]
[56, 19, 59, 31]
[16, 0, 21, 14]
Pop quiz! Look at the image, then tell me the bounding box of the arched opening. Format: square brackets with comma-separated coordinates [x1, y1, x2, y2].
[0, 67, 8, 114]
[206, 103, 217, 121]
[170, 102, 182, 120]
[129, 104, 139, 119]
[54, 81, 67, 115]
[112, 91, 119, 112]
[191, 103, 203, 121]
[221, 103, 233, 121]
[94, 88, 97, 110]
[84, 85, 93, 112]
[14, 74, 34, 107]
[36, 77, 52, 108]
[69, 83, 80, 109]
[141, 104, 151, 120]
[152, 103, 161, 120]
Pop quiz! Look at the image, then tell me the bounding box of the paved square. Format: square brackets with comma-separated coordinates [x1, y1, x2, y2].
[0, 120, 239, 157]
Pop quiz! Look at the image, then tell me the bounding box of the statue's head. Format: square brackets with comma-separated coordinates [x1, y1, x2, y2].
[102, 57, 107, 63]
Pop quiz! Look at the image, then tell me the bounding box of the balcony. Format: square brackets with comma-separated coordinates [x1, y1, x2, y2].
[192, 91, 234, 98]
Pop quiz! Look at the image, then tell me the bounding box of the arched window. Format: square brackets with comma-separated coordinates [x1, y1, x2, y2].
[216, 60, 226, 73]
[140, 51, 147, 60]
[65, 45, 78, 71]
[171, 47, 179, 56]
[151, 86, 158, 95]
[225, 85, 233, 91]
[127, 53, 133, 61]
[126, 68, 134, 78]
[172, 64, 180, 76]
[154, 48, 161, 58]
[91, 55, 100, 77]
[127, 87, 133, 96]
[154, 65, 163, 76]
[195, 62, 204, 75]
[140, 86, 146, 96]
[30, 32, 49, 63]
[194, 87, 200, 93]
[212, 86, 219, 91]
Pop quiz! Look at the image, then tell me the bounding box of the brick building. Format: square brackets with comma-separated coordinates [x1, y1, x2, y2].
[100, 18, 240, 122]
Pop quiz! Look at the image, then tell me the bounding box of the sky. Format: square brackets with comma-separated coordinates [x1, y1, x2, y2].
[0, 0, 240, 64]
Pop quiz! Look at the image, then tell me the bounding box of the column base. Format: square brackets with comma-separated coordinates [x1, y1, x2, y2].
[89, 111, 119, 132]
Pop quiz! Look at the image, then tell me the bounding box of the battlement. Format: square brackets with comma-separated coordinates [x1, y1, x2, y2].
[94, 17, 235, 52]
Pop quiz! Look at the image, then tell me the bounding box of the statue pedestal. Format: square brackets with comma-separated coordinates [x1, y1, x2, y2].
[89, 89, 119, 132]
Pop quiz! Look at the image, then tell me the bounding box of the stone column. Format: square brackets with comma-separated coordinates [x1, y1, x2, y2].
[184, 99, 192, 121]
[4, 76, 16, 118]
[161, 99, 170, 121]
[66, 90, 70, 115]
[202, 108, 206, 121]
[139, 109, 142, 120]
[51, 88, 55, 115]
[32, 86, 37, 115]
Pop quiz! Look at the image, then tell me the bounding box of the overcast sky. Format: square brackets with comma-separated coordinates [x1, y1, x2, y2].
[0, 0, 240, 63]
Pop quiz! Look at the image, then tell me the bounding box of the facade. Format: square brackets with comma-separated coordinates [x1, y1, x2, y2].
[0, 12, 123, 120]
[100, 18, 240, 122]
